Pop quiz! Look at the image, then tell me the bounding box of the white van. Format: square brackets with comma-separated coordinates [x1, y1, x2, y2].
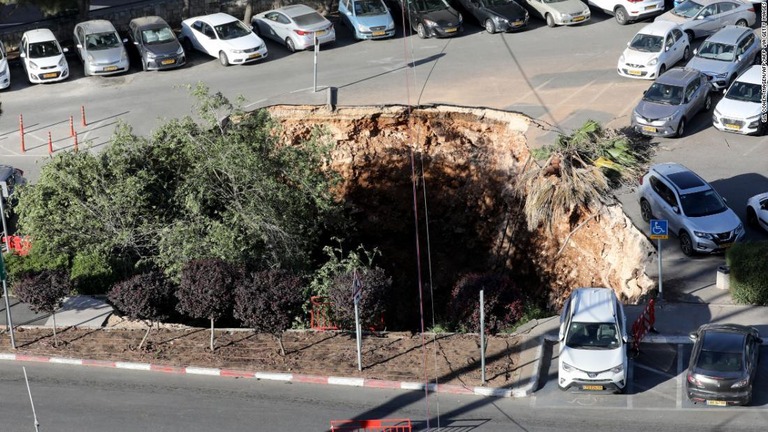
[558, 287, 629, 393]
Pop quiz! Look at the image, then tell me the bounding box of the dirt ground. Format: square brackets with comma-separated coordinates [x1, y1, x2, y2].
[0, 319, 521, 388]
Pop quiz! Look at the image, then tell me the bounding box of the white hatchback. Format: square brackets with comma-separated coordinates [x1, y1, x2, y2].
[588, 0, 665, 25]
[19, 29, 69, 84]
[712, 65, 765, 135]
[618, 21, 690, 79]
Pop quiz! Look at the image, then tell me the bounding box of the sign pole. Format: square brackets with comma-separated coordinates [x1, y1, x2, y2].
[649, 219, 668, 301]
[1, 255, 16, 348]
[313, 32, 318, 93]
[480, 289, 486, 384]
[657, 238, 663, 300]
[352, 270, 362, 371]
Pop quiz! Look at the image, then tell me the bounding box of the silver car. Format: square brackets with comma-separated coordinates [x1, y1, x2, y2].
[73, 19, 130, 76]
[632, 67, 713, 137]
[655, 0, 756, 41]
[252, 4, 335, 52]
[638, 163, 745, 256]
[685, 25, 758, 90]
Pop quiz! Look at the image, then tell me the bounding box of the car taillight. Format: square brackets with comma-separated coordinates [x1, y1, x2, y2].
[627, 0, 643, 3]
[294, 29, 308, 35]
[748, 7, 755, 11]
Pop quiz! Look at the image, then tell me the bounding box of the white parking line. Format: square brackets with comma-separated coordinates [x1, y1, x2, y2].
[634, 363, 677, 380]
[627, 358, 633, 409]
[677, 343, 683, 409]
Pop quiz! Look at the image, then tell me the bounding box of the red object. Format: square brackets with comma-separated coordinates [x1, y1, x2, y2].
[631, 298, 656, 354]
[294, 29, 308, 35]
[81, 105, 87, 127]
[1, 235, 32, 256]
[69, 116, 75, 137]
[19, 114, 25, 153]
[310, 296, 338, 330]
[73, 132, 79, 152]
[330, 419, 412, 431]
[48, 132, 53, 154]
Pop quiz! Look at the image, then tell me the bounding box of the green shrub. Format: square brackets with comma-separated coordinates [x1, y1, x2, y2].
[727, 242, 768, 305]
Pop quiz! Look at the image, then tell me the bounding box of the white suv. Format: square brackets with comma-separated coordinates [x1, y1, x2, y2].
[588, 0, 665, 25]
[638, 163, 745, 256]
[558, 287, 629, 393]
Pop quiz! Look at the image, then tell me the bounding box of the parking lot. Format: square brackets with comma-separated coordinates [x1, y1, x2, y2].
[534, 342, 768, 411]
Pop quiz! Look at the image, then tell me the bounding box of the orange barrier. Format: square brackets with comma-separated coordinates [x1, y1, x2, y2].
[330, 419, 412, 431]
[310, 296, 338, 331]
[631, 298, 656, 354]
[1, 235, 32, 256]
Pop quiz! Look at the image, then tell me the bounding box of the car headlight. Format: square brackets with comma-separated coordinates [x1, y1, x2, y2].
[146, 51, 157, 59]
[424, 19, 437, 27]
[231, 49, 245, 54]
[561, 13, 571, 19]
[735, 223, 745, 235]
[610, 364, 624, 374]
[658, 113, 677, 122]
[386, 22, 395, 30]
[648, 57, 658, 66]
[0, 66, 6, 76]
[561, 362, 574, 372]
[458, 13, 463, 23]
[525, 11, 529, 19]
[619, 54, 625, 64]
[493, 15, 508, 24]
[29, 60, 39, 70]
[731, 377, 749, 388]
[58, 57, 66, 67]
[693, 231, 714, 239]
[176, 46, 184, 55]
[715, 72, 727, 79]
[357, 23, 368, 31]
[121, 50, 127, 61]
[87, 53, 94, 63]
[583, 8, 590, 15]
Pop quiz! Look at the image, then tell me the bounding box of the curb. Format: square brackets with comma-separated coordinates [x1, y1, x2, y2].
[0, 352, 525, 398]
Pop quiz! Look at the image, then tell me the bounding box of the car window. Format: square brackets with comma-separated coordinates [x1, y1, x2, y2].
[685, 80, 700, 101]
[355, 0, 388, 14]
[674, 1, 703, 18]
[672, 28, 683, 41]
[665, 34, 674, 48]
[696, 41, 736, 61]
[718, 2, 736, 12]
[738, 33, 755, 54]
[650, 176, 678, 207]
[86, 32, 121, 50]
[192, 21, 204, 32]
[566, 322, 621, 349]
[141, 26, 175, 45]
[28, 41, 62, 58]
[700, 4, 718, 16]
[630, 34, 663, 52]
[679, 189, 728, 217]
[203, 23, 216, 39]
[643, 82, 684, 105]
[344, 0, 352, 9]
[696, 350, 742, 372]
[76, 27, 85, 44]
[293, 12, 326, 26]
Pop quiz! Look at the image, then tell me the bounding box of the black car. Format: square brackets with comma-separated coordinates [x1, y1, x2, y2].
[455, 0, 528, 33]
[128, 16, 186, 71]
[686, 324, 762, 406]
[398, 0, 464, 38]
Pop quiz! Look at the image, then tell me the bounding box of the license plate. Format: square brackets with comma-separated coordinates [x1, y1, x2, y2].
[628, 69, 642, 76]
[720, 242, 734, 248]
[707, 400, 727, 406]
[103, 66, 118, 72]
[161, 59, 176, 65]
[373, 30, 386, 36]
[573, 16, 585, 22]
[444, 27, 457, 33]
[315, 30, 327, 36]
[248, 53, 262, 59]
[42, 72, 58, 79]
[512, 20, 524, 26]
[645, 5, 656, 9]
[642, 126, 657, 133]
[725, 123, 740, 130]
[582, 385, 604, 391]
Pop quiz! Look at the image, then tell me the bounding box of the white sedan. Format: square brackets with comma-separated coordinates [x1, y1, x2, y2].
[746, 192, 768, 233]
[618, 21, 689, 80]
[252, 4, 335, 52]
[180, 12, 268, 66]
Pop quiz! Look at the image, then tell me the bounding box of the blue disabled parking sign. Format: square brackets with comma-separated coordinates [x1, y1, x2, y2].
[650, 219, 668, 240]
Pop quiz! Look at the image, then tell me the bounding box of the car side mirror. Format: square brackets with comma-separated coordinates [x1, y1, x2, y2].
[134, 41, 139, 45]
[19, 52, 25, 58]
[673, 205, 680, 214]
[76, 43, 83, 49]
[693, 48, 697, 55]
[722, 88, 727, 94]
[665, 45, 670, 52]
[122, 38, 128, 43]
[737, 55, 743, 62]
[696, 15, 704, 20]
[689, 332, 698, 341]
[62, 47, 69, 53]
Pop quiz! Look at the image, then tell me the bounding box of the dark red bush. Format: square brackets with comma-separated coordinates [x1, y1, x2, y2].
[108, 270, 176, 322]
[327, 267, 391, 330]
[233, 269, 304, 335]
[13, 269, 71, 314]
[448, 272, 524, 334]
[176, 259, 236, 321]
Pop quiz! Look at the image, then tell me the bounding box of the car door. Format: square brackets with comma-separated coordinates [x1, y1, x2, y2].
[662, 31, 680, 67]
[131, 25, 146, 59]
[734, 32, 756, 75]
[670, 28, 687, 64]
[683, 78, 703, 117]
[464, 0, 484, 21]
[715, 1, 737, 26]
[758, 197, 768, 232]
[407, 1, 421, 29]
[692, 3, 721, 36]
[526, 0, 546, 19]
[197, 22, 219, 55]
[74, 26, 86, 61]
[649, 176, 682, 233]
[340, 0, 352, 27]
[19, 35, 28, 73]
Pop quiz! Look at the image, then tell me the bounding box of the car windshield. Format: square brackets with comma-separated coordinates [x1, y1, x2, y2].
[680, 189, 728, 217]
[486, 0, 514, 5]
[417, 0, 449, 11]
[86, 32, 121, 50]
[543, 0, 569, 3]
[294, 12, 326, 26]
[566, 322, 621, 349]
[696, 41, 736, 61]
[630, 34, 663, 53]
[696, 350, 743, 373]
[214, 20, 252, 40]
[141, 26, 176, 45]
[643, 83, 684, 105]
[725, 81, 762, 103]
[673, 0, 703, 18]
[354, 0, 388, 15]
[28, 41, 62, 58]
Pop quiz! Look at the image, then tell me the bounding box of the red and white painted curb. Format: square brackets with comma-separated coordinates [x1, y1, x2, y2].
[0, 352, 530, 398]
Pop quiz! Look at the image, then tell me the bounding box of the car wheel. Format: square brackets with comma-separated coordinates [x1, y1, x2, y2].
[545, 13, 556, 28]
[747, 207, 759, 228]
[485, 19, 496, 34]
[735, 19, 747, 27]
[286, 37, 297, 52]
[658, 64, 666, 76]
[685, 30, 695, 42]
[680, 231, 695, 256]
[417, 23, 428, 38]
[614, 7, 628, 25]
[218, 51, 230, 66]
[683, 46, 690, 61]
[676, 117, 686, 137]
[704, 94, 712, 111]
[640, 199, 654, 223]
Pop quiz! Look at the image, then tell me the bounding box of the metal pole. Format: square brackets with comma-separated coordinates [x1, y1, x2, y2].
[23, 367, 40, 432]
[2, 278, 15, 349]
[354, 297, 362, 371]
[313, 32, 318, 93]
[657, 238, 663, 300]
[480, 289, 486, 384]
[0, 196, 10, 251]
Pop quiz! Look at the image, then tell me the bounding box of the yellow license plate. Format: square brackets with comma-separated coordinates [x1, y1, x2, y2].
[583, 385, 604, 391]
[725, 124, 740, 130]
[161, 59, 176, 65]
[573, 16, 585, 22]
[248, 53, 262, 59]
[513, 20, 524, 26]
[373, 30, 386, 36]
[42, 73, 57, 79]
[707, 400, 727, 406]
[628, 69, 642, 76]
[445, 27, 457, 33]
[642, 126, 657, 133]
[103, 66, 118, 72]
[645, 5, 656, 9]
[315, 30, 327, 36]
[720, 243, 734, 248]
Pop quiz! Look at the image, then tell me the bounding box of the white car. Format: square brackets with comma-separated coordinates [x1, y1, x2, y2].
[0, 42, 10, 89]
[746, 192, 768, 233]
[618, 21, 690, 80]
[180, 13, 268, 66]
[253, 4, 335, 52]
[19, 29, 69, 84]
[712, 65, 765, 135]
[588, 0, 665, 25]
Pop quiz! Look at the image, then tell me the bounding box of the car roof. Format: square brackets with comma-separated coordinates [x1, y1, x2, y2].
[196, 12, 240, 26]
[0, 165, 14, 180]
[277, 4, 319, 17]
[23, 28, 57, 43]
[700, 325, 751, 353]
[569, 287, 617, 323]
[130, 16, 169, 29]
[735, 65, 762, 84]
[77, 19, 118, 34]
[649, 163, 711, 193]
[655, 67, 701, 86]
[704, 25, 750, 44]
[638, 20, 680, 37]
[692, 0, 729, 5]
